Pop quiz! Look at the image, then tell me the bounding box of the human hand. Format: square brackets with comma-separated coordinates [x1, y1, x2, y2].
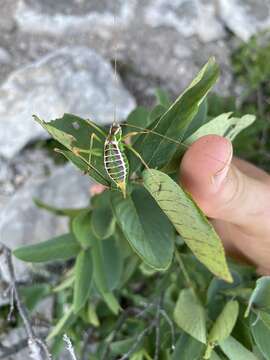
[180, 135, 270, 274]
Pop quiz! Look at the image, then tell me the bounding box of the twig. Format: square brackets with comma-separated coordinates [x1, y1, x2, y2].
[0, 332, 48, 359]
[0, 244, 51, 360]
[159, 309, 176, 351]
[119, 324, 154, 360]
[63, 334, 77, 360]
[154, 298, 162, 360]
[81, 329, 93, 360]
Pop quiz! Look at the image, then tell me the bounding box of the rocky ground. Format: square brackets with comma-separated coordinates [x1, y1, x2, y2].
[0, 0, 269, 358]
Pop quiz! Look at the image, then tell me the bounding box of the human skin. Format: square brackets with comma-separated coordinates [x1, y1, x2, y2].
[180, 134, 270, 274]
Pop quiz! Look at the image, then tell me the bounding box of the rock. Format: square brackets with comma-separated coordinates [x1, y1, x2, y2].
[15, 0, 137, 35]
[0, 163, 92, 280]
[0, 47, 136, 158]
[218, 0, 270, 41]
[0, 149, 56, 212]
[0, 47, 11, 65]
[144, 0, 225, 43]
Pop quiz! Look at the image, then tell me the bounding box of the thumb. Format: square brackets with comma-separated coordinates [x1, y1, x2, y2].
[180, 135, 270, 234]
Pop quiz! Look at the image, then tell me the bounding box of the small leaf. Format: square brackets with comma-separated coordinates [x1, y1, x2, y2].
[72, 210, 92, 248]
[111, 186, 174, 270]
[219, 336, 257, 360]
[47, 307, 76, 341]
[250, 312, 270, 360]
[174, 288, 207, 343]
[73, 249, 93, 313]
[184, 113, 256, 146]
[143, 169, 232, 282]
[172, 333, 204, 360]
[88, 302, 100, 327]
[20, 284, 51, 311]
[205, 300, 239, 357]
[245, 277, 270, 317]
[208, 301, 239, 343]
[34, 198, 85, 217]
[13, 233, 80, 263]
[91, 232, 121, 314]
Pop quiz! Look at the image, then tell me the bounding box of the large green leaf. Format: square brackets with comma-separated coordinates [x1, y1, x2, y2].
[172, 333, 204, 360]
[246, 277, 270, 317]
[111, 186, 175, 270]
[132, 57, 219, 169]
[34, 114, 110, 185]
[13, 233, 80, 263]
[73, 249, 93, 313]
[143, 169, 232, 282]
[91, 191, 116, 239]
[250, 313, 270, 360]
[183, 98, 208, 139]
[173, 288, 207, 343]
[72, 210, 92, 248]
[219, 336, 258, 360]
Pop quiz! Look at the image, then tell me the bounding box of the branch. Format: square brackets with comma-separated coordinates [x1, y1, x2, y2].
[0, 244, 51, 360]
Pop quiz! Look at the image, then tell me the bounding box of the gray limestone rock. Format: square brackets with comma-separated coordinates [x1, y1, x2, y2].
[145, 0, 225, 43]
[15, 0, 137, 35]
[0, 46, 136, 158]
[218, 0, 270, 41]
[0, 163, 92, 280]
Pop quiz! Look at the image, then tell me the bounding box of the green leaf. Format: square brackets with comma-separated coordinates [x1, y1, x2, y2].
[250, 313, 270, 360]
[246, 277, 270, 317]
[133, 57, 219, 169]
[172, 333, 204, 360]
[91, 191, 116, 239]
[174, 288, 207, 343]
[34, 198, 85, 217]
[47, 306, 76, 341]
[205, 300, 239, 357]
[72, 210, 92, 248]
[143, 169, 232, 282]
[183, 98, 208, 139]
[73, 249, 93, 313]
[209, 301, 239, 343]
[91, 232, 121, 314]
[219, 336, 258, 360]
[13, 233, 81, 263]
[184, 113, 256, 146]
[34, 114, 109, 186]
[111, 186, 174, 270]
[124, 106, 150, 136]
[259, 311, 270, 329]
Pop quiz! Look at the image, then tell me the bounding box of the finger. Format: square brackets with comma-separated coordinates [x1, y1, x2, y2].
[179, 135, 270, 235]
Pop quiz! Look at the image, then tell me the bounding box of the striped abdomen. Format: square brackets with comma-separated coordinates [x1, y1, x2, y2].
[104, 140, 129, 187]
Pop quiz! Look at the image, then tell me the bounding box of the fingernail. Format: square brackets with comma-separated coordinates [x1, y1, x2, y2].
[212, 142, 233, 188]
